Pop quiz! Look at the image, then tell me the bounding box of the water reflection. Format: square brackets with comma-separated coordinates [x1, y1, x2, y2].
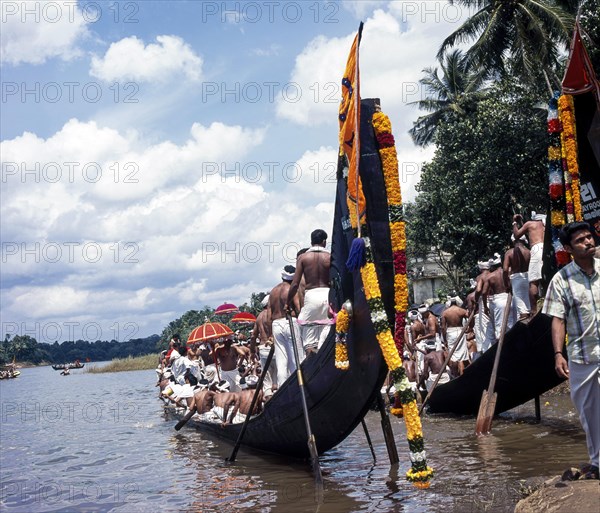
[0, 366, 589, 513]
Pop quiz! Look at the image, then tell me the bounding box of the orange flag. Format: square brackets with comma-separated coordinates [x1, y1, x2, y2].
[339, 23, 364, 230]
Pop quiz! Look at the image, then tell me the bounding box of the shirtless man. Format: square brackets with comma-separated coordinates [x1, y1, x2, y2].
[192, 380, 215, 416]
[287, 229, 331, 353]
[441, 298, 469, 377]
[238, 376, 264, 416]
[213, 390, 241, 425]
[250, 307, 276, 398]
[503, 235, 531, 320]
[474, 259, 493, 355]
[482, 254, 515, 343]
[415, 306, 440, 350]
[420, 343, 450, 392]
[213, 338, 247, 392]
[512, 211, 545, 314]
[269, 266, 301, 387]
[408, 310, 427, 376]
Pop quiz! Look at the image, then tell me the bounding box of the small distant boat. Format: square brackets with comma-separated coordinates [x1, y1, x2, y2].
[0, 368, 20, 379]
[52, 362, 85, 371]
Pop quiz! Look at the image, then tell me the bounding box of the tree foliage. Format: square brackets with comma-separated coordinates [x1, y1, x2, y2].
[406, 80, 549, 276]
[409, 49, 490, 146]
[440, 0, 574, 91]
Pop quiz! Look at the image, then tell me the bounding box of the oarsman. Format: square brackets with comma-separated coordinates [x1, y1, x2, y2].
[482, 253, 515, 342]
[250, 303, 277, 399]
[474, 259, 494, 355]
[408, 309, 427, 377]
[414, 304, 440, 351]
[504, 234, 531, 320]
[296, 248, 309, 309]
[198, 343, 218, 383]
[420, 342, 450, 392]
[212, 388, 242, 425]
[213, 337, 247, 392]
[441, 297, 469, 377]
[287, 229, 331, 354]
[192, 379, 215, 416]
[238, 375, 264, 416]
[543, 221, 599, 479]
[512, 211, 546, 315]
[269, 266, 302, 387]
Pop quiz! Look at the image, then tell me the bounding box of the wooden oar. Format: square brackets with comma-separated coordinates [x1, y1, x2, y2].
[419, 309, 475, 415]
[227, 344, 275, 462]
[475, 292, 512, 435]
[286, 313, 324, 497]
[361, 418, 376, 463]
[174, 405, 197, 431]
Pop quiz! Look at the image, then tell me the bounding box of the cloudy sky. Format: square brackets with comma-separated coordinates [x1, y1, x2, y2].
[1, 0, 470, 343]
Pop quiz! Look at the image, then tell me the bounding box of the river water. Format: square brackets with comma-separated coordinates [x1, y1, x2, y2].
[0, 365, 588, 513]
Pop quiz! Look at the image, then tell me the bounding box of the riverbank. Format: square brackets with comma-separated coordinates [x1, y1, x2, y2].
[515, 475, 599, 513]
[85, 354, 158, 373]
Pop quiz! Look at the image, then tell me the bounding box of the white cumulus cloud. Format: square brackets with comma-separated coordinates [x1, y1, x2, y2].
[90, 35, 203, 83]
[1, 0, 89, 65]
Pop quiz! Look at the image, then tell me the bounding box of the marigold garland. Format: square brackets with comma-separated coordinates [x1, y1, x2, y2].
[335, 308, 350, 370]
[547, 93, 584, 268]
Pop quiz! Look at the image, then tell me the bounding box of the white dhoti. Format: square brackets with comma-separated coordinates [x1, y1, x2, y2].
[528, 242, 543, 282]
[258, 343, 277, 396]
[426, 371, 450, 392]
[475, 298, 494, 353]
[447, 326, 468, 362]
[569, 361, 600, 468]
[211, 406, 245, 424]
[272, 317, 302, 387]
[204, 364, 217, 383]
[489, 292, 515, 340]
[510, 272, 530, 318]
[416, 341, 427, 374]
[220, 368, 241, 392]
[298, 287, 331, 351]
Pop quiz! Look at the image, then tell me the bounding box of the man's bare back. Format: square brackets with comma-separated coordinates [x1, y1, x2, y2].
[194, 389, 215, 414]
[238, 388, 263, 415]
[513, 215, 544, 245]
[442, 305, 468, 329]
[270, 281, 297, 320]
[214, 392, 241, 424]
[506, 242, 530, 274]
[214, 341, 245, 371]
[296, 251, 330, 290]
[486, 267, 508, 296]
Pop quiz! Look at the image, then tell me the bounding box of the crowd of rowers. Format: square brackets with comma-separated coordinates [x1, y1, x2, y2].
[400, 211, 548, 396]
[156, 229, 333, 425]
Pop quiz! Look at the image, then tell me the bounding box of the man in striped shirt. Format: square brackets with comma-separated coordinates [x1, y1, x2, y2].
[543, 221, 599, 480]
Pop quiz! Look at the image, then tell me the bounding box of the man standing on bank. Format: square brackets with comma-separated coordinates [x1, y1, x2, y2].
[543, 221, 599, 480]
[287, 229, 331, 354]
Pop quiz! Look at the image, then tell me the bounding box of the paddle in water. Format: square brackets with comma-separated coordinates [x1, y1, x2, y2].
[475, 292, 513, 435]
[286, 313, 324, 500]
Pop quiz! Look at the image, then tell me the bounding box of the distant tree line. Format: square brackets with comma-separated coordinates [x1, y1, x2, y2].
[0, 334, 161, 366]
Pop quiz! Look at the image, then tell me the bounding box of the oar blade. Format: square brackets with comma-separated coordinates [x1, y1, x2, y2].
[174, 407, 196, 431]
[307, 436, 324, 502]
[475, 389, 489, 435]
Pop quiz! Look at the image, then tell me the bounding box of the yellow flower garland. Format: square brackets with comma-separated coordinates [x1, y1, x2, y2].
[558, 94, 583, 221]
[335, 308, 350, 370]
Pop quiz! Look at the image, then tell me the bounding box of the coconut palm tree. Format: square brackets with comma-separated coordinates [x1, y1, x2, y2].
[439, 0, 575, 91]
[409, 49, 490, 146]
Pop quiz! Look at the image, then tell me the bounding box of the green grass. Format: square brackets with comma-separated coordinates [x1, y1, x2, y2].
[85, 354, 159, 373]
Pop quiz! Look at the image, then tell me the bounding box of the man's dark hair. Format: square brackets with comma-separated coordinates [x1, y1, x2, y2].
[559, 221, 592, 247]
[172, 334, 181, 341]
[297, 248, 309, 257]
[185, 370, 198, 386]
[311, 229, 327, 245]
[284, 264, 296, 274]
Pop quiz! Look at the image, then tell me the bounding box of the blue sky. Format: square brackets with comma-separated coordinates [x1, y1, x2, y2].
[1, 1, 470, 343]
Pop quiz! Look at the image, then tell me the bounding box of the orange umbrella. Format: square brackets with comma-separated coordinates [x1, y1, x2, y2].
[187, 322, 233, 345]
[231, 312, 257, 324]
[215, 302, 239, 315]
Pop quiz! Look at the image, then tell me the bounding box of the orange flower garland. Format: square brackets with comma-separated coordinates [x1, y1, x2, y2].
[558, 94, 583, 222]
[335, 308, 350, 370]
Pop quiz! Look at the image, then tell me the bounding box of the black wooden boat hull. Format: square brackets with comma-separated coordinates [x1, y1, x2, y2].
[170, 99, 394, 458]
[427, 313, 564, 415]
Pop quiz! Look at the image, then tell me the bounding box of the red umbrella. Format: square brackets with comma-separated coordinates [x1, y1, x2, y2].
[215, 302, 239, 315]
[187, 322, 233, 345]
[231, 312, 257, 324]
